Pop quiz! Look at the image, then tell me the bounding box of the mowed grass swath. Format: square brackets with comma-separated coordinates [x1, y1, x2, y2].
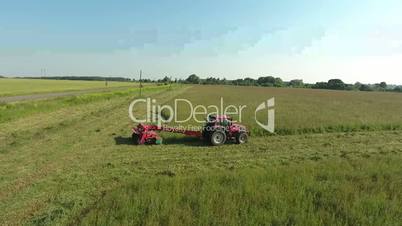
[0, 78, 136, 96]
[166, 85, 402, 135]
[1, 84, 402, 225]
[0, 86, 188, 225]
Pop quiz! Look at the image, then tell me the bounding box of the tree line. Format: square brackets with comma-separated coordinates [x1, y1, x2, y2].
[180, 74, 402, 93]
[3, 74, 401, 92]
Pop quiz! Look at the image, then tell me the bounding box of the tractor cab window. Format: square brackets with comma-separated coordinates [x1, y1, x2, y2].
[221, 119, 231, 127]
[207, 115, 216, 122]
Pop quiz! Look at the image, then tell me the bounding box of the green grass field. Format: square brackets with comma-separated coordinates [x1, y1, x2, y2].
[0, 78, 137, 97]
[1, 84, 402, 225]
[168, 85, 402, 135]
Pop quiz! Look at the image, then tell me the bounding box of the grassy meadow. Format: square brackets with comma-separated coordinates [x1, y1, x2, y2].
[0, 78, 137, 97]
[168, 85, 402, 135]
[0, 84, 171, 124]
[1, 83, 402, 225]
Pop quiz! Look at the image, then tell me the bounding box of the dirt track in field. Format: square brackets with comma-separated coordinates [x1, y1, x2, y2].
[0, 86, 136, 103]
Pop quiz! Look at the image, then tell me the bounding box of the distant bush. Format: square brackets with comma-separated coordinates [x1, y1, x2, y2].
[313, 79, 346, 90]
[394, 86, 402, 92]
[312, 82, 328, 89]
[359, 84, 373, 92]
[289, 79, 304, 87]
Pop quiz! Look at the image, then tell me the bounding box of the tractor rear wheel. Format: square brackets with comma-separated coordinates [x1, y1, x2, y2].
[210, 130, 226, 146]
[132, 133, 140, 145]
[236, 132, 248, 144]
[146, 138, 157, 145]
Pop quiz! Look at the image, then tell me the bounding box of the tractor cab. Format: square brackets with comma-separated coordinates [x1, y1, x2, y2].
[206, 114, 232, 127]
[203, 115, 231, 134]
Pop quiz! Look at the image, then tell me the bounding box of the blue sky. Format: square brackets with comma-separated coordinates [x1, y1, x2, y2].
[1, 0, 402, 83]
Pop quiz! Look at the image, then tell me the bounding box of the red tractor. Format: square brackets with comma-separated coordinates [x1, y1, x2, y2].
[132, 115, 248, 146]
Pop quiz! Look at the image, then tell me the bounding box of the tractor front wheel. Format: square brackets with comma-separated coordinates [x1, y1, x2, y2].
[210, 130, 226, 146]
[132, 133, 140, 145]
[236, 132, 248, 144]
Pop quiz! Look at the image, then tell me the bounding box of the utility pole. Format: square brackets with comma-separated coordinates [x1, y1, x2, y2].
[139, 70, 142, 97]
[40, 68, 45, 77]
[41, 68, 47, 77]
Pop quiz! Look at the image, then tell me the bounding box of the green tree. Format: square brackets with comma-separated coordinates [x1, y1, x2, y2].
[312, 82, 328, 89]
[353, 82, 362, 90]
[394, 86, 402, 92]
[359, 84, 373, 91]
[243, 77, 256, 85]
[327, 79, 346, 90]
[274, 77, 284, 87]
[289, 79, 304, 87]
[185, 74, 200, 84]
[160, 76, 171, 84]
[257, 76, 276, 87]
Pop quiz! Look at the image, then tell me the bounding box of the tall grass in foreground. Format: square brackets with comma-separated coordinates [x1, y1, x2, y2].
[78, 156, 402, 226]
